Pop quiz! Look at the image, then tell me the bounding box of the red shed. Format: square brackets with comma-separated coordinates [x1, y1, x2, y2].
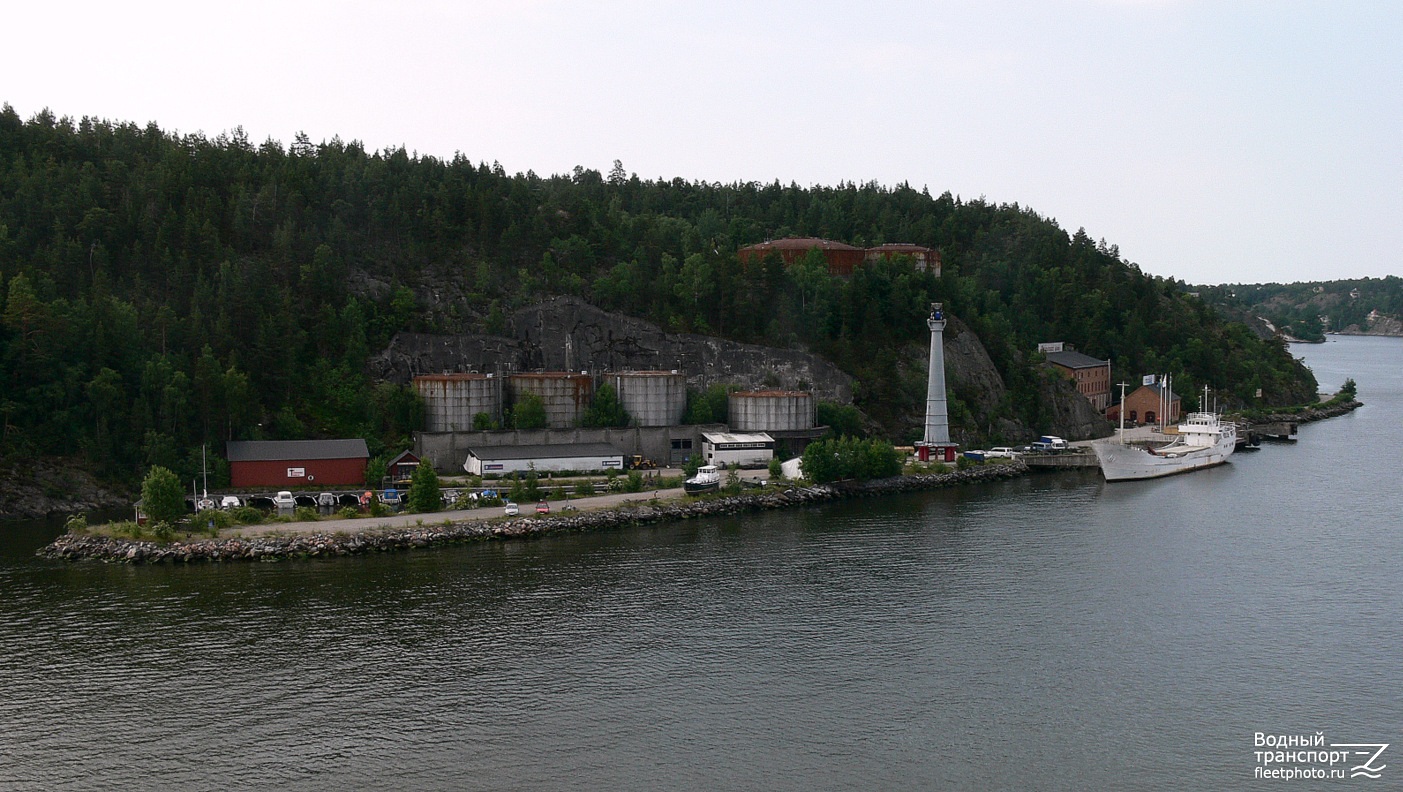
[226, 439, 370, 488]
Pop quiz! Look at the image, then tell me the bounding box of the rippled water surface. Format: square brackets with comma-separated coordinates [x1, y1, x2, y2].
[2, 337, 1400, 790]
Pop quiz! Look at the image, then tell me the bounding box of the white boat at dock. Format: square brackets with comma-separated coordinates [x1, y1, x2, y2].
[1094, 382, 1236, 481]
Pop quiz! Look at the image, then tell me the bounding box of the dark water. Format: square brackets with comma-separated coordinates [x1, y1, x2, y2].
[2, 336, 1400, 790]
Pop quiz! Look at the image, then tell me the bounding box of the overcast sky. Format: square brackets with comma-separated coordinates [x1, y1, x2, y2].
[4, 0, 1399, 286]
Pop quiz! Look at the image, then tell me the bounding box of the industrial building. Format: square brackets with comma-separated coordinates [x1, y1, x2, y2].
[729, 390, 814, 432]
[608, 370, 687, 427]
[1040, 343, 1112, 412]
[1107, 383, 1181, 428]
[414, 373, 503, 431]
[737, 237, 941, 278]
[226, 439, 370, 488]
[736, 238, 867, 276]
[463, 443, 625, 476]
[509, 372, 593, 428]
[864, 243, 941, 275]
[700, 432, 775, 468]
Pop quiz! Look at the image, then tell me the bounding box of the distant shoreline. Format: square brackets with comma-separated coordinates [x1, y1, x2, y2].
[37, 463, 1029, 564]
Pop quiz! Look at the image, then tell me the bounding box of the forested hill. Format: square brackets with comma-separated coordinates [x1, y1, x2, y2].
[1191, 277, 1403, 342]
[0, 106, 1316, 484]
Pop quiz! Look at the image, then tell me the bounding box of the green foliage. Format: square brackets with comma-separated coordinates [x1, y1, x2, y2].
[140, 465, 186, 525]
[339, 506, 360, 519]
[800, 437, 903, 483]
[581, 382, 630, 428]
[625, 470, 644, 493]
[150, 521, 175, 542]
[64, 513, 88, 534]
[407, 459, 441, 512]
[574, 479, 597, 497]
[472, 412, 498, 430]
[1340, 378, 1357, 399]
[511, 393, 547, 430]
[681, 454, 701, 477]
[724, 463, 742, 494]
[768, 456, 784, 480]
[294, 506, 319, 522]
[684, 384, 735, 425]
[231, 506, 264, 525]
[815, 402, 866, 437]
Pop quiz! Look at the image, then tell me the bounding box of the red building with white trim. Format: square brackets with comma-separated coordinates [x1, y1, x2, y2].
[226, 439, 370, 488]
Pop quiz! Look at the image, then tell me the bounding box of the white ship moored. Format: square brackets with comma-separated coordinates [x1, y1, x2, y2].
[1094, 411, 1237, 481]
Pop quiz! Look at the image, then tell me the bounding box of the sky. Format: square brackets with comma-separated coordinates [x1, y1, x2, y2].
[3, 0, 1399, 286]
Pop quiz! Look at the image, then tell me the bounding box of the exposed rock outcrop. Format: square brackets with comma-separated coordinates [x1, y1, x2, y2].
[370, 296, 854, 402]
[0, 460, 131, 520]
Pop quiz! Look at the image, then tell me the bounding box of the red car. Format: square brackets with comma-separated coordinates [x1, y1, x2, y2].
[535, 502, 551, 514]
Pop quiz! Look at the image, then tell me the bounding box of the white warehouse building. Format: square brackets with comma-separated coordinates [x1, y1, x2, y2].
[464, 443, 625, 476]
[700, 432, 775, 469]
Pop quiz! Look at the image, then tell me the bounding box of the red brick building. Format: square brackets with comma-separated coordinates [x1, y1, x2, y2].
[226, 439, 370, 488]
[1106, 384, 1181, 427]
[1043, 346, 1112, 412]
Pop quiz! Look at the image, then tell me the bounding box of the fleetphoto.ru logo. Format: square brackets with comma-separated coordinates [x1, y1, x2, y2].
[1254, 732, 1388, 780]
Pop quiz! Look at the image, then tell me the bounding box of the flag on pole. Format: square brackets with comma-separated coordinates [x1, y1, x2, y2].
[1142, 374, 1156, 386]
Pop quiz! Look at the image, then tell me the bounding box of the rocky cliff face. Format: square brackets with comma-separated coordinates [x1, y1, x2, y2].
[370, 296, 854, 401]
[1037, 373, 1115, 441]
[0, 460, 131, 520]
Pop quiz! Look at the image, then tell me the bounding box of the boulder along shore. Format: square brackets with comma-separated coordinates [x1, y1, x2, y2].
[38, 463, 1027, 564]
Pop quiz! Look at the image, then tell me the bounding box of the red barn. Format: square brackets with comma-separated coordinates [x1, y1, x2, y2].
[226, 439, 370, 488]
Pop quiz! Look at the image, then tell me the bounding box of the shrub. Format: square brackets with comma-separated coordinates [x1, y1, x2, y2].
[64, 513, 88, 535]
[150, 521, 175, 542]
[407, 460, 442, 513]
[339, 506, 360, 519]
[294, 506, 319, 522]
[110, 520, 143, 539]
[232, 506, 264, 525]
[141, 466, 186, 525]
[625, 470, 645, 493]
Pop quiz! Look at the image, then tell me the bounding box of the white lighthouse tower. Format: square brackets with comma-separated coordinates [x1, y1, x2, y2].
[916, 302, 958, 462]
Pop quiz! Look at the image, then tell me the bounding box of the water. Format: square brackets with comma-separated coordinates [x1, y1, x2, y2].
[2, 336, 1400, 790]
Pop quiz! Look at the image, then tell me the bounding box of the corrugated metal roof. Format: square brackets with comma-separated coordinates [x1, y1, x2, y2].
[1045, 350, 1109, 369]
[701, 432, 775, 444]
[226, 439, 371, 462]
[466, 443, 624, 461]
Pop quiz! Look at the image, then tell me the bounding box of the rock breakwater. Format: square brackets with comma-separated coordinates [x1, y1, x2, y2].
[38, 464, 1026, 564]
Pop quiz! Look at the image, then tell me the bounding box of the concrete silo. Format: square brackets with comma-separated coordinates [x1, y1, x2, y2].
[413, 373, 503, 432]
[728, 390, 814, 432]
[509, 372, 594, 428]
[609, 371, 687, 427]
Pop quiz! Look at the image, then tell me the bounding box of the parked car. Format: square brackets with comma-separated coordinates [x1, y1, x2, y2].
[535, 501, 551, 514]
[272, 491, 296, 509]
[985, 447, 1020, 459]
[1031, 436, 1069, 452]
[504, 501, 519, 516]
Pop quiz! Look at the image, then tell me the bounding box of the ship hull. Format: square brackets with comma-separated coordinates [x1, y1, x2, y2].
[1093, 435, 1236, 482]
